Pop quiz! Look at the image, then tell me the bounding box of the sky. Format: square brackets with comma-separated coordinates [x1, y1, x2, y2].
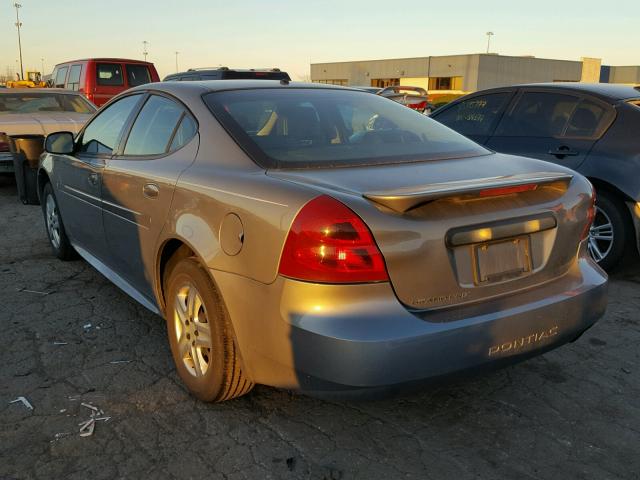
[1, 0, 639, 80]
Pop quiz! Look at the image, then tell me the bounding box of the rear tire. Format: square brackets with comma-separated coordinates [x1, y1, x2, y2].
[164, 256, 253, 402]
[589, 190, 631, 271]
[41, 182, 76, 260]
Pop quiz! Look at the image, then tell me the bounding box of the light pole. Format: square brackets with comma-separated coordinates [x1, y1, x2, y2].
[143, 41, 149, 61]
[14, 3, 24, 80]
[41, 57, 44, 74]
[486, 31, 494, 54]
[175, 51, 179, 73]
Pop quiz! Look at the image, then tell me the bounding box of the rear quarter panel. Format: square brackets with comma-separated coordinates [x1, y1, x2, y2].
[579, 101, 640, 201]
[160, 104, 316, 286]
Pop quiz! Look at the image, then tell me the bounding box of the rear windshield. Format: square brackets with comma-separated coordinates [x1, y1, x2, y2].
[221, 71, 291, 81]
[0, 93, 96, 115]
[204, 88, 488, 168]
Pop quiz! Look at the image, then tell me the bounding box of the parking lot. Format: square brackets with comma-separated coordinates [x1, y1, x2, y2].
[0, 175, 638, 480]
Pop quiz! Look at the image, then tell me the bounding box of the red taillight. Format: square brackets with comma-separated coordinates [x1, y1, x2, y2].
[581, 185, 597, 240]
[279, 195, 389, 283]
[479, 183, 538, 197]
[0, 132, 10, 153]
[409, 101, 427, 110]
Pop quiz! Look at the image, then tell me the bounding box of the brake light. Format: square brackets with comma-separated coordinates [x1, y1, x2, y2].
[0, 133, 10, 152]
[409, 101, 427, 110]
[581, 185, 597, 240]
[279, 195, 389, 283]
[479, 183, 538, 197]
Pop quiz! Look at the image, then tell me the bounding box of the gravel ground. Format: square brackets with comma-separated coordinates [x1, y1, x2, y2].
[1, 175, 638, 480]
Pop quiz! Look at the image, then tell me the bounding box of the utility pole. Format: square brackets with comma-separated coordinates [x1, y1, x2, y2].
[175, 51, 179, 73]
[14, 3, 24, 80]
[143, 41, 149, 61]
[486, 31, 494, 54]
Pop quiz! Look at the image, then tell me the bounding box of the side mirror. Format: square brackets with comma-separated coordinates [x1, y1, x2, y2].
[45, 131, 75, 155]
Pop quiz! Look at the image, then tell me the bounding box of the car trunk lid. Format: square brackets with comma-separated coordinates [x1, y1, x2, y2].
[268, 153, 593, 311]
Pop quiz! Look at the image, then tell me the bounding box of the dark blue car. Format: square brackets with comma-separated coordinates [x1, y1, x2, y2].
[431, 83, 640, 271]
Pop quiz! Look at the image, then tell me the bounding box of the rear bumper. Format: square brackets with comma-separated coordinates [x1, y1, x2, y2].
[627, 201, 640, 255]
[0, 152, 15, 174]
[213, 256, 607, 396]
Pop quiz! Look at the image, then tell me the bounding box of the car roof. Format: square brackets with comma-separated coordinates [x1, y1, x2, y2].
[514, 82, 640, 101]
[55, 58, 153, 66]
[130, 80, 359, 95]
[0, 88, 82, 95]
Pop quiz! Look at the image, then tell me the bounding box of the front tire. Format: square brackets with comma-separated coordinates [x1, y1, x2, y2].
[164, 257, 253, 402]
[588, 190, 630, 271]
[41, 183, 76, 260]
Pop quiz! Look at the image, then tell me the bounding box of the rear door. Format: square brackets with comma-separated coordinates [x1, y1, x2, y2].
[431, 90, 514, 144]
[487, 90, 615, 171]
[102, 93, 199, 299]
[94, 62, 125, 107]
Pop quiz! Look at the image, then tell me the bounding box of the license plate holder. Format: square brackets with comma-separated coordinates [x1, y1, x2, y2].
[474, 236, 532, 284]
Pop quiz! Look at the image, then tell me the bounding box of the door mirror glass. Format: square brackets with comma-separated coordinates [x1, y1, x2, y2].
[45, 131, 75, 154]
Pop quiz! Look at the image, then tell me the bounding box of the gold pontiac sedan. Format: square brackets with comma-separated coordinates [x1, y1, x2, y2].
[38, 81, 607, 401]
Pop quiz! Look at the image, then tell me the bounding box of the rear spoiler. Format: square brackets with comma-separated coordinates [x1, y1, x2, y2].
[363, 172, 573, 213]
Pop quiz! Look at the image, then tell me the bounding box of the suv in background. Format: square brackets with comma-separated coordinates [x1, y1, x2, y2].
[163, 67, 290, 82]
[50, 58, 160, 106]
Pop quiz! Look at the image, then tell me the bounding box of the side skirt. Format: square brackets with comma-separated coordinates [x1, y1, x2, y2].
[72, 242, 161, 316]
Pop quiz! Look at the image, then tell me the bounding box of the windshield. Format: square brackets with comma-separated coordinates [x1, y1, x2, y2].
[204, 88, 488, 168]
[0, 93, 96, 115]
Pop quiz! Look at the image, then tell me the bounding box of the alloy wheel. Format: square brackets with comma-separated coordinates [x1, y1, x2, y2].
[588, 206, 614, 263]
[45, 194, 61, 249]
[173, 283, 212, 377]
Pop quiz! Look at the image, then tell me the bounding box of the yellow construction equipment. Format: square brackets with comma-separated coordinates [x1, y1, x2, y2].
[6, 71, 47, 88]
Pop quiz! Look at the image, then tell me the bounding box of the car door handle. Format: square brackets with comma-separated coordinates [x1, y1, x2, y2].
[548, 147, 579, 158]
[88, 173, 98, 186]
[143, 183, 159, 199]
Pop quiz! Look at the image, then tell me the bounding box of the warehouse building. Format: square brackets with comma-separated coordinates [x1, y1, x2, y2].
[311, 54, 638, 100]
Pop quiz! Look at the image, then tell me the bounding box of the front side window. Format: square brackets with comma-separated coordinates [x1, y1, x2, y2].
[434, 93, 511, 136]
[79, 95, 141, 155]
[66, 65, 82, 91]
[124, 95, 184, 156]
[126, 64, 151, 87]
[54, 67, 68, 88]
[204, 88, 489, 168]
[96, 63, 124, 86]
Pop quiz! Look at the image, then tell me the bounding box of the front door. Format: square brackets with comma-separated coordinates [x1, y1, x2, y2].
[59, 93, 144, 261]
[487, 90, 615, 171]
[102, 94, 199, 299]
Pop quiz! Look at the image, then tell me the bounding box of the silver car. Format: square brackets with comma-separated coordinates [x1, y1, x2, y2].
[38, 81, 607, 401]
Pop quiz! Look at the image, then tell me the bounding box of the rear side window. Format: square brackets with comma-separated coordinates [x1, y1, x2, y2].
[564, 99, 608, 138]
[496, 92, 611, 139]
[79, 94, 141, 155]
[66, 65, 82, 91]
[434, 93, 511, 136]
[496, 92, 580, 137]
[204, 88, 489, 168]
[170, 115, 197, 150]
[124, 95, 184, 156]
[54, 67, 68, 88]
[97, 63, 124, 86]
[126, 64, 151, 87]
